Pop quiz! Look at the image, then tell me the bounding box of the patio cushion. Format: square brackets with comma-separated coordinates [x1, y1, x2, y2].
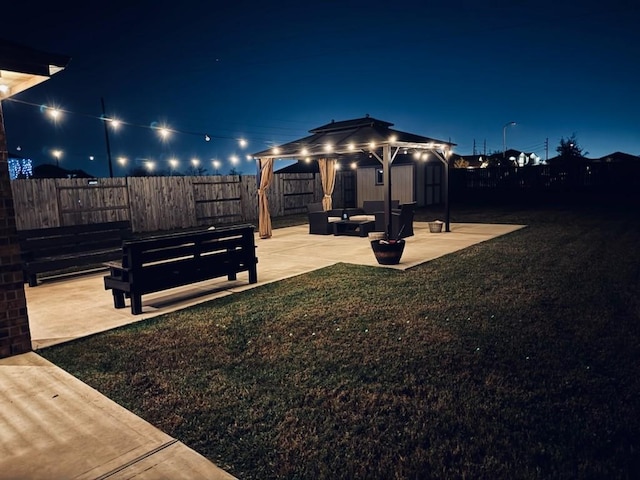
[349, 214, 375, 222]
[328, 216, 341, 223]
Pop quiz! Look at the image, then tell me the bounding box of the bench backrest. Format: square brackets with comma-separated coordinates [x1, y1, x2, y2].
[18, 221, 132, 260]
[120, 224, 257, 292]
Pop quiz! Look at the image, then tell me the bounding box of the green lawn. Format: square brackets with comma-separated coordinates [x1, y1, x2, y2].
[40, 203, 640, 479]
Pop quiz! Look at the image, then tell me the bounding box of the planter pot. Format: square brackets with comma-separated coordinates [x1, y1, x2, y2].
[428, 221, 444, 233]
[370, 239, 405, 265]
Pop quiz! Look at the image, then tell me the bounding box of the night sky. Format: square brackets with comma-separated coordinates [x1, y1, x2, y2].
[2, 0, 639, 178]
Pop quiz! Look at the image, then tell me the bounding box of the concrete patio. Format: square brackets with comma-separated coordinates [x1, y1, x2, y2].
[1, 221, 525, 479]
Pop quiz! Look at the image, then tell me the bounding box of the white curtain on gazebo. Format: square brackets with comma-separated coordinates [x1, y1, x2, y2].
[318, 157, 336, 210]
[257, 157, 274, 239]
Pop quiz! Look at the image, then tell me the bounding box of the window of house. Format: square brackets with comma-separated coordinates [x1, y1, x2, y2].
[375, 168, 384, 185]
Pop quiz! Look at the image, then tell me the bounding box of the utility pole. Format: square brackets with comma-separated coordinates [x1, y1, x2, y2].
[101, 97, 114, 178]
[545, 137, 549, 161]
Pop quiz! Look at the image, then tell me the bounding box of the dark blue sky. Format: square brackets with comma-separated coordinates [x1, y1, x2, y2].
[3, 0, 639, 177]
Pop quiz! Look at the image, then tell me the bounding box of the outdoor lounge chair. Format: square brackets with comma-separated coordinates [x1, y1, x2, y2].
[307, 202, 342, 235]
[389, 202, 416, 239]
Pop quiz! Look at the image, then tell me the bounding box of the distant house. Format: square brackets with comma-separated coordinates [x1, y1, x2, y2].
[32, 164, 95, 179]
[451, 149, 543, 168]
[594, 151, 640, 163]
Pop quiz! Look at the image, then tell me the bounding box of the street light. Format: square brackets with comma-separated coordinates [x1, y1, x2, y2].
[503, 121, 516, 158]
[52, 149, 62, 167]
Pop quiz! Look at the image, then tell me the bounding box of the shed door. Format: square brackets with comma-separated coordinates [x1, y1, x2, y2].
[424, 163, 443, 205]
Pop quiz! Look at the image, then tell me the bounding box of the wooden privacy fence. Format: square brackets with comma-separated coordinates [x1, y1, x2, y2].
[11, 173, 331, 233]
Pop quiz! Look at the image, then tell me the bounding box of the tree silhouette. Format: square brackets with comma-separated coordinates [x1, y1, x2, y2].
[556, 134, 588, 161]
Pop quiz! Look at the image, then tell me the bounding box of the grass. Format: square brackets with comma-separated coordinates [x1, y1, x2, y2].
[40, 202, 640, 479]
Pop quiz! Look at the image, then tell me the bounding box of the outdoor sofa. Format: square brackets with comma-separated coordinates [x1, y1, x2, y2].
[348, 200, 400, 232]
[307, 202, 342, 235]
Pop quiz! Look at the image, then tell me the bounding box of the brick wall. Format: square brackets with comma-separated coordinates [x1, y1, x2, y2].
[0, 103, 31, 358]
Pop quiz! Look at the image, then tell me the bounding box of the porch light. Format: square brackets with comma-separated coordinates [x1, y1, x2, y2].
[301, 147, 308, 155]
[272, 147, 281, 155]
[348, 143, 355, 151]
[238, 138, 248, 148]
[324, 143, 333, 153]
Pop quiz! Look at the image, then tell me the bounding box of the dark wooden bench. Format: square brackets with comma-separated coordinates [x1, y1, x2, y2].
[103, 224, 258, 315]
[18, 221, 132, 287]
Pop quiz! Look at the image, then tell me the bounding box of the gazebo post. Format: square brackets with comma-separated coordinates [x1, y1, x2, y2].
[382, 144, 392, 237]
[443, 153, 451, 232]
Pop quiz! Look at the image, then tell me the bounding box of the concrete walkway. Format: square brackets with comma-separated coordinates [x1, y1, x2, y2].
[1, 221, 525, 479]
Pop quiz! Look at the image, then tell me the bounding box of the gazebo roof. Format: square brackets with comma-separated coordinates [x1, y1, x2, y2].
[252, 115, 456, 159]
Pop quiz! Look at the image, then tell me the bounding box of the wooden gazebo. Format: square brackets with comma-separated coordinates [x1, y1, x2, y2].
[252, 116, 456, 239]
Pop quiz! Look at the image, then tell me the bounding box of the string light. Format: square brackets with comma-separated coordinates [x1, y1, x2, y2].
[47, 108, 62, 120]
[7, 97, 455, 176]
[157, 127, 171, 140]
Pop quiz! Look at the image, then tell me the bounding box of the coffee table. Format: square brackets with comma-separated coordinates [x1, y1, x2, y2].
[333, 219, 376, 237]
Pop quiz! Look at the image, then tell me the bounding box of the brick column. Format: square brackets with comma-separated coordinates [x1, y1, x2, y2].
[0, 102, 31, 358]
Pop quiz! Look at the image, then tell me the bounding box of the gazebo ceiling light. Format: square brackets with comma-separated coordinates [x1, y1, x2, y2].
[260, 140, 453, 160]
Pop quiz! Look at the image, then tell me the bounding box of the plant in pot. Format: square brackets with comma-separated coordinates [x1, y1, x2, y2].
[369, 226, 405, 265]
